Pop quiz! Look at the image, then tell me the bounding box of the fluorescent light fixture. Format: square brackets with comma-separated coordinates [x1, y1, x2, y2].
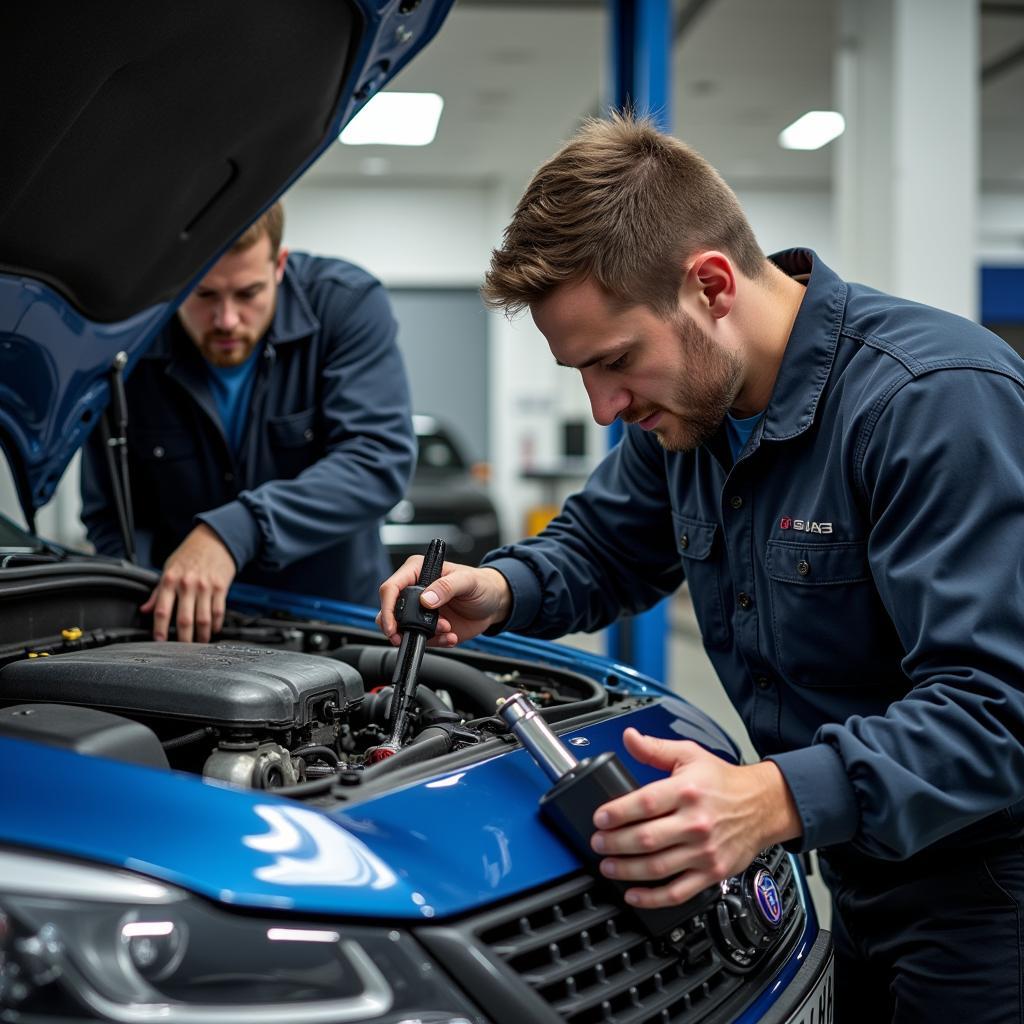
[341, 92, 444, 147]
[778, 110, 846, 150]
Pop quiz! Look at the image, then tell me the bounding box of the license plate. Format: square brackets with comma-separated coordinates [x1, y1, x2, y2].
[785, 950, 834, 1024]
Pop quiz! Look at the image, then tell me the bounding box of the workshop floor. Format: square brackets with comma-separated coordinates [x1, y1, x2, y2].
[563, 588, 833, 930]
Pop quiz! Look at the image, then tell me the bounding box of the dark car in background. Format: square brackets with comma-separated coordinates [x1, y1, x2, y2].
[382, 414, 501, 569]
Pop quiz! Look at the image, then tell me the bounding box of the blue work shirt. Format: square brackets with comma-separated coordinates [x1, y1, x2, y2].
[206, 343, 264, 457]
[484, 249, 1024, 862]
[81, 252, 415, 606]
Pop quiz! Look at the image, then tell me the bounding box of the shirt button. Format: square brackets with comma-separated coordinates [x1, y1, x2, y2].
[303, 428, 314, 442]
[737, 592, 752, 610]
[797, 559, 811, 577]
[224, 472, 235, 483]
[730, 495, 743, 510]
[679, 533, 689, 550]
[152, 446, 165, 459]
[755, 674, 771, 690]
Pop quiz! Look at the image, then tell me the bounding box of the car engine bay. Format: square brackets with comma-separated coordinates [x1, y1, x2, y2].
[0, 562, 618, 798]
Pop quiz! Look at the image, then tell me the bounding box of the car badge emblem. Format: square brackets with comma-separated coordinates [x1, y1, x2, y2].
[753, 868, 783, 927]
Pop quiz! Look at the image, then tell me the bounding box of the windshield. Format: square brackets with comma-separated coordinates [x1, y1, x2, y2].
[416, 432, 468, 476]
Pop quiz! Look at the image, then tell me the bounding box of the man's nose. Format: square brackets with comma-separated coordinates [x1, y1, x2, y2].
[213, 299, 240, 331]
[581, 370, 630, 426]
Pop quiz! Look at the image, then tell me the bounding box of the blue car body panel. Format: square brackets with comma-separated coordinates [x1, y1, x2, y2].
[2, 584, 742, 921]
[0, 703, 730, 917]
[0, 683, 819, 1024]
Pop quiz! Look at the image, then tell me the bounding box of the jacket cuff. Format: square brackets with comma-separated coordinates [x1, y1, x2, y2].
[479, 556, 543, 634]
[765, 743, 859, 853]
[196, 502, 261, 572]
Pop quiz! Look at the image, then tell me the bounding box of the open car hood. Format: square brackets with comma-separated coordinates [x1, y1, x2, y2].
[0, 0, 453, 526]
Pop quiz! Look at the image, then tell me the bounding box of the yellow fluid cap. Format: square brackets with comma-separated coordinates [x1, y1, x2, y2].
[61, 627, 83, 641]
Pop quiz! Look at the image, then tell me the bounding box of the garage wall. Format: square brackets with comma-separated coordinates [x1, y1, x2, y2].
[282, 181, 492, 288]
[388, 287, 490, 462]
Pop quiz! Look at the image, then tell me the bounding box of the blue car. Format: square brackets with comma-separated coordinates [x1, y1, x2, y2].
[0, 3, 832, 1022]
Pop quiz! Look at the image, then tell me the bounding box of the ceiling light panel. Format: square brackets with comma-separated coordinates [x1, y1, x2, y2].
[778, 110, 845, 150]
[340, 92, 445, 146]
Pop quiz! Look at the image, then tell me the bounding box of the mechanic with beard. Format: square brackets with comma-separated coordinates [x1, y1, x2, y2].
[378, 114, 1024, 1021]
[82, 201, 415, 643]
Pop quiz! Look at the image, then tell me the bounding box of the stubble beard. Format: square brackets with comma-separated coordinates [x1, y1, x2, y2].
[652, 311, 743, 453]
[200, 331, 258, 369]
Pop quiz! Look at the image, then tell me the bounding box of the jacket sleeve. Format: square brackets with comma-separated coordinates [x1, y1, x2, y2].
[482, 424, 684, 638]
[198, 280, 416, 572]
[769, 366, 1024, 859]
[79, 423, 127, 558]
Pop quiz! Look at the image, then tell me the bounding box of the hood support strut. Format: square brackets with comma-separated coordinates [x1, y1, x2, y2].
[100, 352, 136, 564]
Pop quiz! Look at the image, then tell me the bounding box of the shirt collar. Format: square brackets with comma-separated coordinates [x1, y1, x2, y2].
[759, 248, 848, 441]
[266, 257, 320, 345]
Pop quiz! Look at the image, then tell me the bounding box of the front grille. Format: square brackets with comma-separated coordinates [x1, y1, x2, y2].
[448, 845, 803, 1024]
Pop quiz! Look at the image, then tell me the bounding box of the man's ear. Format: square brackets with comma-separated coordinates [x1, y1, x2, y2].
[274, 246, 289, 283]
[685, 251, 736, 320]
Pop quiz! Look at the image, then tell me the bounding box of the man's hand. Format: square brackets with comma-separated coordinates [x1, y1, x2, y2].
[141, 524, 237, 642]
[377, 557, 512, 648]
[590, 728, 802, 909]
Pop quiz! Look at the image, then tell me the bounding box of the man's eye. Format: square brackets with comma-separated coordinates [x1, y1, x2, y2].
[606, 353, 628, 371]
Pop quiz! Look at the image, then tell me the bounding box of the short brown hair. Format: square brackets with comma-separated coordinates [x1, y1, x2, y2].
[482, 113, 765, 318]
[231, 201, 285, 257]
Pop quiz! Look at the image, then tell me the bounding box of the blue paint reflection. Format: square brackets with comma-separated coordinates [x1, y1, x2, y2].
[243, 805, 397, 890]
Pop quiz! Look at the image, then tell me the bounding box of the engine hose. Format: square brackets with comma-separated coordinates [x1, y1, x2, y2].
[413, 684, 449, 713]
[358, 684, 448, 732]
[362, 727, 452, 779]
[162, 727, 214, 751]
[271, 774, 337, 798]
[330, 645, 521, 717]
[291, 744, 341, 768]
[537, 684, 607, 723]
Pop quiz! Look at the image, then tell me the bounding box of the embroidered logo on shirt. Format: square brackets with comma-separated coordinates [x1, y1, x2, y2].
[779, 516, 833, 534]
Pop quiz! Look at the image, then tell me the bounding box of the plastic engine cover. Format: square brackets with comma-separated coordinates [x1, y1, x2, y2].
[0, 642, 363, 728]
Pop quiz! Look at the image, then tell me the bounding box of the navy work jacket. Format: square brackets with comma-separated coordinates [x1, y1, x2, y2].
[485, 250, 1024, 863]
[81, 252, 415, 606]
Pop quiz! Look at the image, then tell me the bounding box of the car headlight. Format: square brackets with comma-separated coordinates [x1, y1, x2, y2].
[0, 848, 476, 1024]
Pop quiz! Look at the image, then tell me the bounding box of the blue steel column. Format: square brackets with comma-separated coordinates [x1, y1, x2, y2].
[604, 0, 672, 682]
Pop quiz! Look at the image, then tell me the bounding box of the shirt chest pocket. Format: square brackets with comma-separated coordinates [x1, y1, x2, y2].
[265, 408, 318, 480]
[267, 408, 317, 448]
[674, 513, 730, 649]
[765, 539, 894, 687]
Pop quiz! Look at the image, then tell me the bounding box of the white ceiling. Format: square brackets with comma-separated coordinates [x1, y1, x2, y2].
[301, 0, 1024, 192]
